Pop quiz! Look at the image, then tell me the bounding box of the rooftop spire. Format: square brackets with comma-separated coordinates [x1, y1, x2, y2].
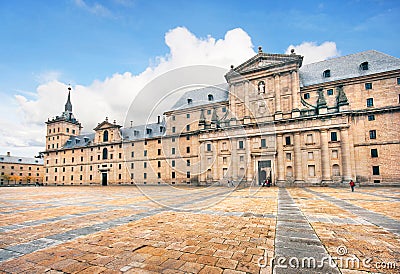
[65, 86, 72, 112]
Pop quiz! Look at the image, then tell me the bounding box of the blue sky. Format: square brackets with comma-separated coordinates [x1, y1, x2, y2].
[0, 0, 399, 157]
[1, 0, 399, 94]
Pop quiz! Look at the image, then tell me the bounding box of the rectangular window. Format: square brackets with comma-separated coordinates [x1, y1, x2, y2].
[186, 113, 190, 118]
[144, 150, 147, 156]
[285, 136, 291, 145]
[186, 147, 190, 153]
[158, 172, 161, 179]
[365, 83, 372, 90]
[238, 140, 244, 149]
[172, 172, 176, 179]
[366, 98, 374, 107]
[144, 162, 147, 168]
[306, 134, 313, 144]
[308, 165, 316, 177]
[261, 139, 267, 148]
[207, 143, 212, 152]
[397, 78, 400, 85]
[372, 166, 380, 175]
[131, 163, 134, 169]
[327, 89, 334, 96]
[371, 149, 378, 158]
[172, 148, 175, 155]
[172, 127, 176, 133]
[172, 115, 175, 121]
[330, 132, 338, 142]
[186, 135, 190, 140]
[172, 137, 175, 142]
[119, 153, 122, 159]
[367, 115, 375, 121]
[222, 107, 227, 112]
[308, 152, 314, 160]
[158, 149, 161, 155]
[223, 157, 227, 164]
[207, 109, 212, 115]
[186, 171, 190, 179]
[187, 160, 190, 166]
[304, 93, 310, 99]
[286, 153, 292, 161]
[369, 130, 376, 139]
[157, 161, 161, 168]
[186, 125, 190, 131]
[144, 173, 147, 179]
[172, 160, 175, 167]
[240, 155, 244, 162]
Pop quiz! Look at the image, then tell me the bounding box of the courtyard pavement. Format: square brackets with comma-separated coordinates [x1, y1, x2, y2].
[0, 185, 399, 274]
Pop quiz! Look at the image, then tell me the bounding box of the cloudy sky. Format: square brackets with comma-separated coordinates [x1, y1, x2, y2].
[0, 0, 399, 157]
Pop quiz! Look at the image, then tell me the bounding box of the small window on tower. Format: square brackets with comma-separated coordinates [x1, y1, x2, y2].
[323, 69, 331, 78]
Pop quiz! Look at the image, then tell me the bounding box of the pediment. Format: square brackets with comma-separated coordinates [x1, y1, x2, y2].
[226, 52, 303, 78]
[93, 120, 122, 131]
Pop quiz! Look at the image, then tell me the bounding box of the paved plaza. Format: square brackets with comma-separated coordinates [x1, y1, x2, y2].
[0, 186, 399, 274]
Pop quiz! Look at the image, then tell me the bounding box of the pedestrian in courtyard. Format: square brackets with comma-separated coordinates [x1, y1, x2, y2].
[349, 179, 355, 192]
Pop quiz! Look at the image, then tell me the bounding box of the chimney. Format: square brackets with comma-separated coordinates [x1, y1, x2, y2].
[157, 116, 160, 124]
[7, 152, 10, 156]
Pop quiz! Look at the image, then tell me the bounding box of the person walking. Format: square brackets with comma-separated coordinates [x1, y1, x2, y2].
[349, 180, 355, 192]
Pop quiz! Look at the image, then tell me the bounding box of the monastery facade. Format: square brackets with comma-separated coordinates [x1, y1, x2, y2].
[43, 48, 400, 186]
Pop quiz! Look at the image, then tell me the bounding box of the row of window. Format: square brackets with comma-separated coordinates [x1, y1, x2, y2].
[1, 166, 40, 170]
[1, 172, 40, 177]
[48, 127, 76, 134]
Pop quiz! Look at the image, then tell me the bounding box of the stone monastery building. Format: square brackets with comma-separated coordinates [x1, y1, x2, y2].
[44, 48, 400, 186]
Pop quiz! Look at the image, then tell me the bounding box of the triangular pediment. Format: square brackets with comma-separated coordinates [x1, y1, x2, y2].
[93, 120, 122, 131]
[226, 51, 303, 78]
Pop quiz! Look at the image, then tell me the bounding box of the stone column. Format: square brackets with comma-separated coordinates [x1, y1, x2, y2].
[320, 129, 332, 184]
[276, 134, 285, 185]
[291, 71, 300, 118]
[199, 141, 206, 184]
[293, 132, 304, 183]
[340, 127, 352, 182]
[274, 73, 282, 119]
[244, 81, 251, 123]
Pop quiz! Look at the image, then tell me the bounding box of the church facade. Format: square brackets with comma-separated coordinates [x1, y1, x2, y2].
[43, 49, 400, 186]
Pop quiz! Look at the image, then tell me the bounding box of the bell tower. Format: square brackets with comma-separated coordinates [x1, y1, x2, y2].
[45, 86, 82, 151]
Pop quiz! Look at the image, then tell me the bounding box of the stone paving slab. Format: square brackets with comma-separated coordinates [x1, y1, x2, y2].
[0, 186, 399, 273]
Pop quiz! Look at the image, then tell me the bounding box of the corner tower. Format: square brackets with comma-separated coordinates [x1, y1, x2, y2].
[45, 87, 82, 151]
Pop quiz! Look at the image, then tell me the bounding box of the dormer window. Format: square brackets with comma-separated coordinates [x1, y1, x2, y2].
[187, 98, 192, 104]
[360, 62, 369, 71]
[160, 126, 164, 132]
[208, 94, 214, 101]
[67, 140, 72, 144]
[84, 137, 89, 142]
[146, 128, 152, 134]
[323, 69, 331, 78]
[18, 159, 22, 162]
[75, 139, 80, 144]
[133, 130, 139, 136]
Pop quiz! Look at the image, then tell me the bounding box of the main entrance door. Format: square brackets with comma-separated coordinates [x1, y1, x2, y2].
[102, 173, 107, 186]
[258, 160, 272, 185]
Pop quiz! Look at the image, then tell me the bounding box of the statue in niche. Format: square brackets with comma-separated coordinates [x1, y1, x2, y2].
[258, 81, 265, 93]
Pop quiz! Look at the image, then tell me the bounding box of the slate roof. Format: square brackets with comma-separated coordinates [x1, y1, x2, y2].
[120, 121, 166, 140]
[170, 84, 229, 111]
[62, 121, 166, 149]
[299, 50, 400, 87]
[0, 155, 43, 165]
[63, 133, 95, 149]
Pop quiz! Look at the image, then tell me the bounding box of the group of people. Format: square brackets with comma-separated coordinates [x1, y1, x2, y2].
[262, 178, 271, 187]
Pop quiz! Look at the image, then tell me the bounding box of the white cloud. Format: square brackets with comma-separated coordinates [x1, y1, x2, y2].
[10, 27, 255, 156]
[285, 41, 340, 64]
[73, 0, 112, 17]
